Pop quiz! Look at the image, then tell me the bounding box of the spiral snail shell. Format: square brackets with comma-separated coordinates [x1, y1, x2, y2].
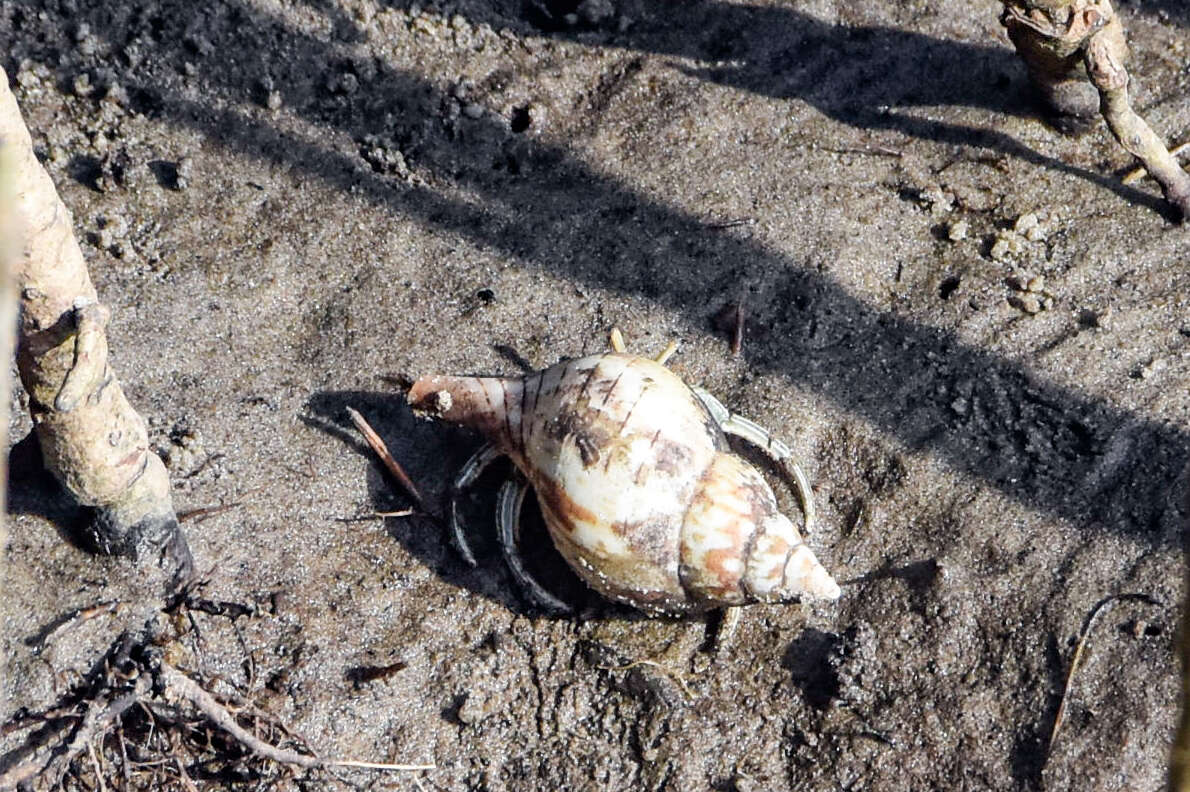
[408, 333, 840, 615]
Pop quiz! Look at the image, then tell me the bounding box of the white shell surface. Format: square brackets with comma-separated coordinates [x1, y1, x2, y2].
[513, 354, 725, 610]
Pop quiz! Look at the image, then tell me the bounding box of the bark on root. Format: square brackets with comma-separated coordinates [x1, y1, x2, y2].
[0, 82, 14, 554]
[1, 66, 191, 587]
[1000, 0, 1190, 220]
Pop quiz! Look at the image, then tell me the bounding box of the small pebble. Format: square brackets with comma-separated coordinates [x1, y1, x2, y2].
[1012, 294, 1041, 314]
[327, 72, 359, 94]
[1013, 212, 1039, 234]
[462, 102, 484, 119]
[577, 0, 616, 25]
[176, 156, 194, 190]
[72, 72, 94, 97]
[457, 691, 492, 724]
[990, 232, 1023, 262]
[946, 219, 968, 242]
[1024, 224, 1046, 242]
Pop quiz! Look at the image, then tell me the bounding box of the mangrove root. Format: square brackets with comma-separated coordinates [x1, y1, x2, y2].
[1, 65, 191, 588]
[1000, 0, 1190, 220]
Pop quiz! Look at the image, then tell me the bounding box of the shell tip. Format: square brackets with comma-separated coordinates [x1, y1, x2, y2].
[812, 568, 842, 602]
[407, 380, 454, 418]
[783, 545, 842, 602]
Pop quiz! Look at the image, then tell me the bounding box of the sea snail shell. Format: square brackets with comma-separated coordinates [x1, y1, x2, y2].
[408, 348, 840, 614]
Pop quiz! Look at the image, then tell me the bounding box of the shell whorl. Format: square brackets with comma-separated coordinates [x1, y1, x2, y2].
[679, 451, 840, 606]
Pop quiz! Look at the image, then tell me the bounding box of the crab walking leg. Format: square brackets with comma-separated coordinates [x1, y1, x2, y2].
[692, 386, 817, 537]
[609, 327, 627, 353]
[449, 443, 504, 566]
[653, 340, 679, 366]
[497, 478, 571, 613]
[714, 606, 743, 654]
[608, 327, 678, 365]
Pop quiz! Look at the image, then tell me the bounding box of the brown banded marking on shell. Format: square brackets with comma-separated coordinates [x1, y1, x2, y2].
[408, 350, 840, 614]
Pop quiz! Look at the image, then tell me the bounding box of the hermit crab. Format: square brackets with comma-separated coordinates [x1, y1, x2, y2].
[407, 330, 840, 616]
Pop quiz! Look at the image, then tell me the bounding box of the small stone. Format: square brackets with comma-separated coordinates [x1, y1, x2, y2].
[576, 0, 616, 25]
[457, 691, 492, 724]
[989, 232, 1021, 262]
[731, 776, 758, 792]
[327, 72, 359, 94]
[72, 72, 94, 97]
[1024, 224, 1046, 242]
[1137, 358, 1165, 380]
[1013, 212, 1039, 234]
[462, 102, 484, 119]
[451, 80, 474, 100]
[266, 90, 283, 110]
[99, 214, 129, 239]
[946, 219, 968, 242]
[176, 156, 194, 190]
[920, 186, 953, 215]
[1025, 275, 1045, 293]
[1010, 294, 1041, 314]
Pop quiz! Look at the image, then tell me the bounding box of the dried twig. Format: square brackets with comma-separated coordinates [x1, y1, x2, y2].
[28, 600, 124, 652]
[1048, 592, 1161, 756]
[1123, 141, 1189, 185]
[596, 659, 695, 701]
[731, 300, 745, 356]
[346, 406, 426, 510]
[711, 298, 747, 356]
[177, 501, 243, 523]
[159, 663, 433, 773]
[40, 681, 145, 788]
[87, 740, 108, 792]
[823, 145, 904, 158]
[334, 509, 417, 523]
[706, 217, 754, 230]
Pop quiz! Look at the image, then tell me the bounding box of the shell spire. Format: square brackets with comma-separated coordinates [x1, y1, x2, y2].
[408, 374, 524, 454]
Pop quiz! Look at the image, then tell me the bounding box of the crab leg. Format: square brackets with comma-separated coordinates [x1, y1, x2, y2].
[609, 327, 627, 353]
[449, 443, 504, 566]
[608, 326, 679, 366]
[653, 340, 679, 366]
[497, 478, 571, 613]
[691, 386, 817, 536]
[713, 606, 743, 654]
